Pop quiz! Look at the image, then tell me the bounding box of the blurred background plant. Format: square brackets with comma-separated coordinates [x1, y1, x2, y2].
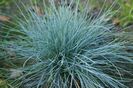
[117, 0, 133, 27]
[89, 0, 133, 27]
[0, 79, 8, 88]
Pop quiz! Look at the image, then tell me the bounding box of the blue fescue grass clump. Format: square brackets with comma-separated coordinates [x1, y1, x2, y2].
[5, 0, 133, 88]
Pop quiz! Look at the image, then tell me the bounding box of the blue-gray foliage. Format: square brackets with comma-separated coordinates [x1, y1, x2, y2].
[8, 1, 133, 88]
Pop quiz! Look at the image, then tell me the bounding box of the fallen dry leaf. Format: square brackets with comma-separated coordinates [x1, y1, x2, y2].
[113, 18, 120, 26]
[0, 15, 10, 22]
